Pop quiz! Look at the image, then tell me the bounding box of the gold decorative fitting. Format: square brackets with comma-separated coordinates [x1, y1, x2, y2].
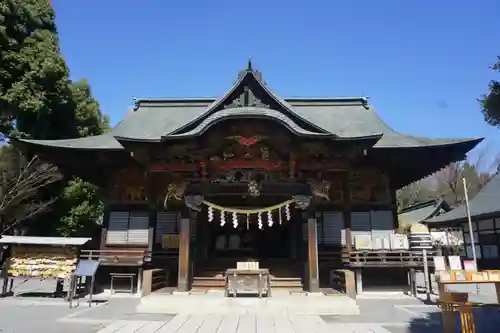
[309, 180, 331, 201]
[163, 179, 188, 209]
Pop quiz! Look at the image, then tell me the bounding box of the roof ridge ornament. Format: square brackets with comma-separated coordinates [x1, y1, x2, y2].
[238, 58, 253, 79]
[237, 58, 264, 83]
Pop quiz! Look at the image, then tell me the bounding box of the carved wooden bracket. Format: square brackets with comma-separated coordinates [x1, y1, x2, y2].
[184, 195, 204, 212]
[293, 195, 312, 210]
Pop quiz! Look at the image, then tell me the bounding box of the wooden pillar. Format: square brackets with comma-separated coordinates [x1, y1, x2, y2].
[408, 268, 417, 297]
[177, 215, 191, 292]
[342, 173, 352, 252]
[307, 217, 320, 293]
[290, 215, 298, 259]
[355, 268, 363, 293]
[146, 171, 156, 255]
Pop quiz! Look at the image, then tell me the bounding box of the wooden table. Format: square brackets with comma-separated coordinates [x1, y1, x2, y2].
[225, 268, 270, 298]
[110, 273, 136, 295]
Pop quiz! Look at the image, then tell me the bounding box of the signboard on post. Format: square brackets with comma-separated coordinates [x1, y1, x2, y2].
[433, 256, 447, 271]
[448, 256, 463, 270]
[75, 260, 100, 277]
[463, 260, 477, 272]
[70, 260, 100, 309]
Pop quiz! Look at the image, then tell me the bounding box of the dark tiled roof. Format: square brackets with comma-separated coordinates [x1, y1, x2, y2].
[426, 173, 500, 224]
[19, 134, 123, 150]
[18, 66, 482, 151]
[399, 199, 448, 225]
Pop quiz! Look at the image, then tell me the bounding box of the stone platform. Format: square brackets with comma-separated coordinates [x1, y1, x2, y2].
[136, 292, 360, 316]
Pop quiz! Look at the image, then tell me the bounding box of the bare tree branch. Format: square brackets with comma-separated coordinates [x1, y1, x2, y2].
[0, 149, 62, 235]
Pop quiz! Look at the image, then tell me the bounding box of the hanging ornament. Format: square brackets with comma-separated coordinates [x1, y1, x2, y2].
[220, 211, 226, 226]
[232, 212, 238, 228]
[208, 206, 214, 222]
[285, 204, 291, 221]
[246, 213, 250, 230]
[267, 210, 273, 227]
[258, 212, 263, 230]
[279, 207, 282, 225]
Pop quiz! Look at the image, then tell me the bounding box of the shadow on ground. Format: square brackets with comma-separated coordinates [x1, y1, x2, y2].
[407, 306, 500, 333]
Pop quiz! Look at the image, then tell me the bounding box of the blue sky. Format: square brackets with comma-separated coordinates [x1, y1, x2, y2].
[53, 0, 499, 164]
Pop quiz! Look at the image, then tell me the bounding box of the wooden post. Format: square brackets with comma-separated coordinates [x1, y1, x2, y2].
[290, 216, 298, 259]
[423, 249, 431, 301]
[177, 217, 191, 292]
[342, 173, 352, 252]
[307, 217, 320, 293]
[355, 268, 363, 293]
[409, 268, 417, 297]
[495, 282, 500, 302]
[146, 171, 156, 255]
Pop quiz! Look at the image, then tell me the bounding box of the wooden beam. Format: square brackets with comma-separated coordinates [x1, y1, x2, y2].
[307, 217, 320, 292]
[177, 217, 191, 292]
[185, 182, 311, 197]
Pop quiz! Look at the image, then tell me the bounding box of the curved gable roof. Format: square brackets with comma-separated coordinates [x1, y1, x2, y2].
[170, 67, 330, 136]
[399, 199, 448, 225]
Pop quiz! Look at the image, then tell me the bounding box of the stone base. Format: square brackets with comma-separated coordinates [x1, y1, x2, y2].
[136, 293, 360, 315]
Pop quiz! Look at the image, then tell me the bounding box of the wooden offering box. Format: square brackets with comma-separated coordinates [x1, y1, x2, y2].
[225, 268, 270, 298]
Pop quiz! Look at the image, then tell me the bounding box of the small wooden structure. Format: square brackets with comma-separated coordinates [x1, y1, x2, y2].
[0, 236, 91, 296]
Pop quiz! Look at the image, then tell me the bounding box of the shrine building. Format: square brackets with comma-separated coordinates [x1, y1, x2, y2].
[18, 62, 482, 295]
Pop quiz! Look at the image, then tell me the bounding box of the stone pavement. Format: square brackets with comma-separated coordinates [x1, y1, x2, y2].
[93, 314, 398, 333]
[2, 274, 498, 332]
[0, 293, 441, 333]
[136, 291, 360, 315]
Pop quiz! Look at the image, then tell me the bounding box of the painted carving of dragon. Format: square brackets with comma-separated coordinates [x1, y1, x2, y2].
[163, 179, 188, 209]
[309, 180, 331, 202]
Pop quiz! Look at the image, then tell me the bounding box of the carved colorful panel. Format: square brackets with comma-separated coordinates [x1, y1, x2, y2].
[112, 168, 147, 202]
[349, 168, 391, 204]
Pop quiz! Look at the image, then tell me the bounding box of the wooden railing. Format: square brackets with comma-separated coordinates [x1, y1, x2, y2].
[347, 250, 435, 267]
[80, 249, 147, 266]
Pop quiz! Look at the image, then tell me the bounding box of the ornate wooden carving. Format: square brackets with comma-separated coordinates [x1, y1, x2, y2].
[304, 172, 344, 204]
[294, 142, 360, 171]
[152, 173, 170, 206]
[329, 175, 344, 203]
[226, 135, 267, 146]
[146, 119, 374, 205]
[293, 195, 312, 210]
[163, 177, 188, 209]
[309, 180, 331, 202]
[111, 168, 147, 202]
[349, 168, 391, 204]
[129, 146, 150, 164]
[224, 85, 269, 109]
[184, 195, 204, 212]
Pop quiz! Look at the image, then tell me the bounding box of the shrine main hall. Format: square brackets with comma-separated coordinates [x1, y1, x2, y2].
[19, 62, 481, 294]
